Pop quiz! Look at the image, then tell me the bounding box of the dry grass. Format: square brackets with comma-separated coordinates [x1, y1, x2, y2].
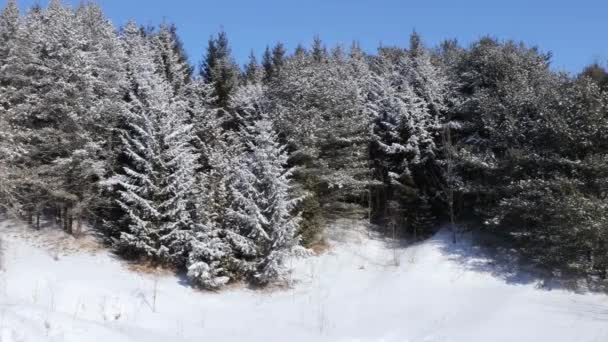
[125, 261, 176, 276]
[309, 239, 330, 256]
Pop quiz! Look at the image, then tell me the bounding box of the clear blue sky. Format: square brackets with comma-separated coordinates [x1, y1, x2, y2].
[9, 0, 608, 74]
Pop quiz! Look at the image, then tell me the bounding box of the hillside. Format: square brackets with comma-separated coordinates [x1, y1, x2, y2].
[1, 219, 607, 342]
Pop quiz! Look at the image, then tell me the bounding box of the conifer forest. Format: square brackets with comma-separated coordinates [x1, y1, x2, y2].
[1, 0, 608, 293]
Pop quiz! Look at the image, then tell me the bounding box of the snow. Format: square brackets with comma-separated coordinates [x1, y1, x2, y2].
[1, 219, 608, 342]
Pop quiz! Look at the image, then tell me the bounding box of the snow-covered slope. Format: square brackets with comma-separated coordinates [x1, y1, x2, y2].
[1, 219, 607, 342]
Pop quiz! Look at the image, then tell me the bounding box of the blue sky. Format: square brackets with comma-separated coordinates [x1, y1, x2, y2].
[9, 0, 608, 73]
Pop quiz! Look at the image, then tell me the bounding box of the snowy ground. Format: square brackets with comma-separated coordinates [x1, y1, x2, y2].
[1, 219, 608, 342]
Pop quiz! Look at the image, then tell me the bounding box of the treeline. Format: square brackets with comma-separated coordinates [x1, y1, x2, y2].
[0, 0, 607, 286]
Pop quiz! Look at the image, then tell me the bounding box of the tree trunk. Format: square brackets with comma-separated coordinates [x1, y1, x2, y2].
[443, 115, 457, 244]
[27, 207, 33, 226]
[62, 205, 67, 232]
[449, 188, 456, 244]
[67, 207, 73, 235]
[75, 213, 83, 237]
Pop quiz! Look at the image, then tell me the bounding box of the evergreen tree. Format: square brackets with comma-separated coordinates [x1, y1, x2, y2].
[243, 50, 262, 84]
[1, 0, 126, 230]
[271, 42, 286, 76]
[151, 22, 193, 96]
[294, 43, 307, 58]
[188, 128, 257, 289]
[270, 46, 372, 201]
[367, 45, 437, 227]
[232, 113, 305, 285]
[311, 35, 327, 63]
[109, 22, 197, 264]
[0, 0, 21, 209]
[200, 30, 239, 108]
[580, 63, 608, 92]
[0, 0, 19, 69]
[230, 82, 266, 127]
[261, 46, 273, 82]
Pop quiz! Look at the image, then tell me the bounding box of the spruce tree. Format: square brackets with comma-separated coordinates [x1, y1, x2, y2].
[110, 22, 197, 264]
[311, 35, 327, 63]
[261, 46, 273, 82]
[271, 42, 286, 76]
[0, 0, 19, 70]
[187, 128, 258, 288]
[1, 0, 126, 230]
[367, 46, 437, 226]
[151, 23, 192, 96]
[232, 113, 305, 285]
[243, 50, 262, 84]
[200, 30, 239, 108]
[0, 0, 21, 207]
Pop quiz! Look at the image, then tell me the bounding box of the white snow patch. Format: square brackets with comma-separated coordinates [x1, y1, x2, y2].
[0, 219, 607, 342]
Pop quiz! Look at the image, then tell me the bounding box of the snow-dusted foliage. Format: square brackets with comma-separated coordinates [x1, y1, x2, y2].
[0, 0, 126, 229]
[229, 81, 266, 127]
[0, 0, 21, 209]
[268, 43, 372, 202]
[234, 113, 305, 285]
[186, 131, 252, 289]
[2, 0, 608, 287]
[369, 47, 436, 176]
[186, 85, 305, 288]
[151, 22, 193, 96]
[109, 22, 197, 264]
[0, 0, 18, 66]
[365, 34, 446, 232]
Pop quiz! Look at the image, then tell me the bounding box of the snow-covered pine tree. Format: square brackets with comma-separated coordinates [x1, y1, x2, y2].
[0, 1, 74, 222]
[67, 2, 128, 228]
[367, 46, 436, 226]
[405, 32, 449, 117]
[229, 112, 305, 285]
[188, 83, 304, 288]
[269, 42, 372, 202]
[0, 89, 22, 213]
[403, 32, 449, 237]
[0, 0, 18, 68]
[243, 51, 263, 84]
[316, 45, 373, 200]
[111, 21, 197, 265]
[0, 0, 126, 230]
[229, 82, 266, 128]
[0, 0, 20, 209]
[151, 22, 193, 96]
[271, 42, 286, 76]
[311, 35, 327, 63]
[185, 82, 253, 289]
[187, 130, 258, 289]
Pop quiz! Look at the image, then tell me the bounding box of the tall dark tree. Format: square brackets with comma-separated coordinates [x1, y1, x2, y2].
[200, 30, 239, 108]
[311, 35, 327, 63]
[294, 43, 307, 58]
[271, 42, 286, 75]
[580, 63, 608, 91]
[261, 45, 273, 82]
[243, 50, 261, 84]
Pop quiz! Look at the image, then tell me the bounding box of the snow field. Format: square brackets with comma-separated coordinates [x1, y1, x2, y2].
[0, 219, 607, 342]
